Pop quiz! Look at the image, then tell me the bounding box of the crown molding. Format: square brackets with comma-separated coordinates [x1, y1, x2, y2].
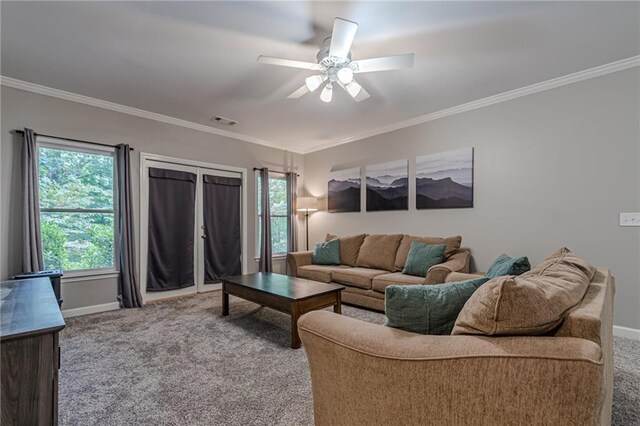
[0, 76, 304, 154]
[302, 55, 640, 154]
[3, 55, 639, 156]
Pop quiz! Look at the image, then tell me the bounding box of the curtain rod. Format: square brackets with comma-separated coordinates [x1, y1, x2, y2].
[253, 167, 299, 177]
[14, 130, 134, 151]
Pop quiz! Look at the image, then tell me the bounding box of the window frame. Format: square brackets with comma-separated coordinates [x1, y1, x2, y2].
[255, 171, 290, 258]
[36, 136, 120, 277]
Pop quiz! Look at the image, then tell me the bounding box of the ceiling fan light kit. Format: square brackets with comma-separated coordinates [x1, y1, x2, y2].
[337, 67, 354, 84]
[320, 84, 333, 103]
[258, 17, 415, 104]
[305, 75, 325, 92]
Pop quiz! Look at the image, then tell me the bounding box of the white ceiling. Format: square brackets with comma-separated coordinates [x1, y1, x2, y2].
[2, 1, 639, 153]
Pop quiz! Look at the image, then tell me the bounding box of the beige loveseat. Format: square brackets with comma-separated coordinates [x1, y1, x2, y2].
[298, 264, 615, 425]
[287, 233, 470, 311]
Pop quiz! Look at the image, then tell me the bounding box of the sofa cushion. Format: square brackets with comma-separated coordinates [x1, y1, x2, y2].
[298, 265, 351, 283]
[372, 272, 426, 293]
[385, 277, 491, 335]
[394, 235, 462, 271]
[356, 234, 403, 271]
[312, 239, 340, 265]
[452, 248, 595, 336]
[525, 247, 596, 280]
[325, 233, 367, 267]
[402, 242, 446, 277]
[485, 253, 531, 278]
[332, 267, 389, 290]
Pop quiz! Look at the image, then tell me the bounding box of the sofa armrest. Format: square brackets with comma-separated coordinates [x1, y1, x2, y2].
[425, 249, 470, 284]
[299, 311, 604, 426]
[445, 271, 485, 283]
[286, 251, 313, 277]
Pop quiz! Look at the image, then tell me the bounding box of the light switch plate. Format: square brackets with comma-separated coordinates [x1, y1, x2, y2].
[619, 213, 640, 227]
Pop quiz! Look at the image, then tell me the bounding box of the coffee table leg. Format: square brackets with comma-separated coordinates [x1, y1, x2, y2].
[334, 292, 342, 314]
[291, 302, 301, 349]
[222, 284, 229, 316]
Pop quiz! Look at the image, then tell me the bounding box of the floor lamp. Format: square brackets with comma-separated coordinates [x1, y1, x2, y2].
[297, 197, 318, 251]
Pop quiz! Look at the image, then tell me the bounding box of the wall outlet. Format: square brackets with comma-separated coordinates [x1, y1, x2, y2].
[619, 212, 640, 227]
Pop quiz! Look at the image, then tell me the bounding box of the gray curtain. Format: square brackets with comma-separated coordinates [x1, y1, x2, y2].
[258, 168, 272, 273]
[147, 168, 197, 291]
[115, 144, 142, 308]
[22, 128, 44, 272]
[203, 175, 242, 283]
[286, 172, 298, 274]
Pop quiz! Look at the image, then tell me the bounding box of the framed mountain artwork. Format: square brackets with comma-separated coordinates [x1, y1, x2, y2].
[328, 167, 361, 212]
[415, 148, 474, 209]
[366, 160, 408, 211]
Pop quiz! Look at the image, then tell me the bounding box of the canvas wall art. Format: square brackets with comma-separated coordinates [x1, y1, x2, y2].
[416, 148, 474, 209]
[328, 167, 361, 212]
[366, 160, 408, 211]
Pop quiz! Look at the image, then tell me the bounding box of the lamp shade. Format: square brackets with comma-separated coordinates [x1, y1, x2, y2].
[297, 197, 318, 212]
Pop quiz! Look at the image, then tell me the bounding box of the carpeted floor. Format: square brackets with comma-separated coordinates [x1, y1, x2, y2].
[59, 292, 639, 425]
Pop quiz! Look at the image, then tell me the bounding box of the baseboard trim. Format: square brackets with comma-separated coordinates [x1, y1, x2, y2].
[613, 325, 640, 340]
[62, 302, 120, 318]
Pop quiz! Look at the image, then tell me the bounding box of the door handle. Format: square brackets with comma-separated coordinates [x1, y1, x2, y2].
[201, 234, 207, 239]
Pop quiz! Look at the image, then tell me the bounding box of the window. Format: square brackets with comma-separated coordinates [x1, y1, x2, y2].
[257, 173, 289, 255]
[38, 139, 117, 272]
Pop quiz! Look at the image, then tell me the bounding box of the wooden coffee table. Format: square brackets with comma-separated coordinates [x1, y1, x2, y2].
[221, 273, 345, 349]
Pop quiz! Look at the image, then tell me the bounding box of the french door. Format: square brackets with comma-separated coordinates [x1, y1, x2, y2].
[140, 155, 246, 303]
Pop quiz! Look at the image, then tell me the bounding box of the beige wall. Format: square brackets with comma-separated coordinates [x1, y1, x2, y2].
[303, 69, 640, 329]
[0, 86, 303, 309]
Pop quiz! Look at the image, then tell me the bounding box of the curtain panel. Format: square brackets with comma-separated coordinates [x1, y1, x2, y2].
[258, 168, 272, 273]
[115, 144, 143, 308]
[286, 172, 298, 274]
[22, 128, 44, 272]
[202, 175, 242, 282]
[146, 168, 197, 291]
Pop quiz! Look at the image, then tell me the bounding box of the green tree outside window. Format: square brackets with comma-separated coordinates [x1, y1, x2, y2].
[257, 174, 289, 255]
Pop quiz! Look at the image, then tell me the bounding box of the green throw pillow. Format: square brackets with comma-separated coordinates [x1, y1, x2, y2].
[485, 254, 531, 278]
[402, 242, 446, 277]
[311, 239, 340, 265]
[384, 277, 490, 335]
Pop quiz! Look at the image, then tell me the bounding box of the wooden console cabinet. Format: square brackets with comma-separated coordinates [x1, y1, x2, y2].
[1, 278, 66, 425]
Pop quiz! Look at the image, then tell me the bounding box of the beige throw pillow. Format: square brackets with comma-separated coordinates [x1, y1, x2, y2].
[324, 233, 367, 267]
[393, 235, 462, 271]
[355, 234, 404, 271]
[452, 248, 595, 336]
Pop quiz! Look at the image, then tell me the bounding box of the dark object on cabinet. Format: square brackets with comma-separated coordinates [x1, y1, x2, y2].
[12, 270, 64, 308]
[1, 278, 66, 426]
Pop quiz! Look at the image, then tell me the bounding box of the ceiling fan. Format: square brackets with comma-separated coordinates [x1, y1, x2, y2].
[257, 17, 415, 103]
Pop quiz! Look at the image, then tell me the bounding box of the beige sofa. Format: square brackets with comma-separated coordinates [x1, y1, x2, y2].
[298, 267, 615, 426]
[287, 233, 470, 311]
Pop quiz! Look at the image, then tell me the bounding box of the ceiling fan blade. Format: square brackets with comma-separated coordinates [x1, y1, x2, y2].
[329, 18, 358, 59]
[351, 53, 414, 73]
[338, 80, 370, 102]
[287, 84, 309, 99]
[257, 56, 323, 71]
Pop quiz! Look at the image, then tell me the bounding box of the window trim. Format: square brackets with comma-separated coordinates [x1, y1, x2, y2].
[37, 136, 120, 275]
[255, 171, 290, 257]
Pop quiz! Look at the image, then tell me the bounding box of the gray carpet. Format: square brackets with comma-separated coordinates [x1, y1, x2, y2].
[59, 292, 639, 425]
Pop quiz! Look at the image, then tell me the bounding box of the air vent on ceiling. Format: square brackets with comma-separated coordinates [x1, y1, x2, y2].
[211, 116, 238, 126]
